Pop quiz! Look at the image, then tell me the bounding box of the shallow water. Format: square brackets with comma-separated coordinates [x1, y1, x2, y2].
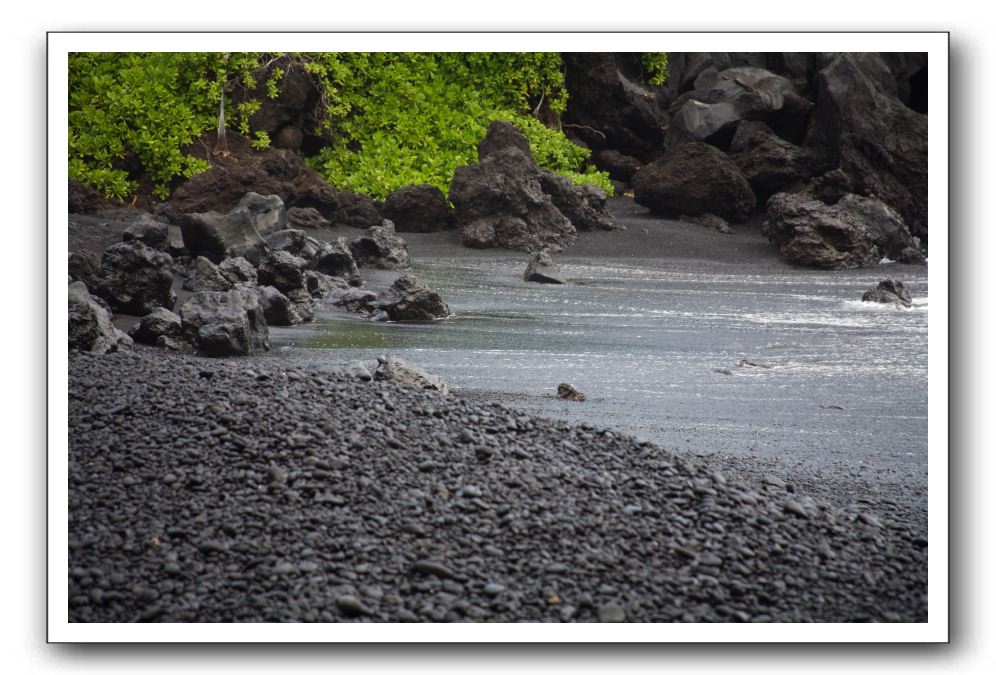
[267, 252, 928, 491]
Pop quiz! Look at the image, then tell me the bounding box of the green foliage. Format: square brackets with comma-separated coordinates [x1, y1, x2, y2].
[68, 52, 641, 201]
[641, 52, 670, 87]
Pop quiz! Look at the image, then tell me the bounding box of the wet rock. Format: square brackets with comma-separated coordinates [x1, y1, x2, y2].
[97, 241, 175, 315]
[374, 356, 448, 393]
[598, 602, 626, 623]
[372, 275, 450, 322]
[178, 288, 270, 356]
[523, 250, 567, 284]
[633, 142, 756, 223]
[381, 184, 455, 233]
[265, 229, 322, 261]
[349, 221, 411, 270]
[345, 361, 373, 382]
[129, 307, 183, 345]
[68, 281, 132, 353]
[304, 270, 348, 299]
[557, 383, 586, 402]
[332, 288, 379, 314]
[862, 280, 913, 308]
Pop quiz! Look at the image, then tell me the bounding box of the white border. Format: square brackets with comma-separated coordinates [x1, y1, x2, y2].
[48, 31, 949, 643]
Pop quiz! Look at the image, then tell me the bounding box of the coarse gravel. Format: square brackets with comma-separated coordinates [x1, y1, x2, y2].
[67, 350, 927, 623]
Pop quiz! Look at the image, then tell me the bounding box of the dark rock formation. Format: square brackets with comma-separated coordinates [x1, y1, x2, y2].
[68, 250, 101, 289]
[729, 121, 816, 200]
[97, 241, 175, 315]
[862, 280, 913, 308]
[349, 221, 411, 269]
[372, 275, 450, 322]
[311, 237, 361, 278]
[182, 256, 232, 292]
[523, 250, 567, 284]
[679, 213, 734, 235]
[178, 288, 270, 356]
[594, 149, 643, 182]
[68, 281, 132, 353]
[562, 53, 668, 160]
[266, 229, 322, 261]
[121, 214, 170, 250]
[632, 142, 756, 222]
[129, 307, 183, 345]
[68, 180, 116, 214]
[257, 251, 307, 295]
[218, 257, 258, 287]
[332, 288, 379, 314]
[381, 185, 455, 233]
[763, 193, 890, 269]
[334, 191, 383, 229]
[259, 285, 303, 326]
[805, 54, 928, 242]
[539, 175, 618, 232]
[180, 206, 270, 266]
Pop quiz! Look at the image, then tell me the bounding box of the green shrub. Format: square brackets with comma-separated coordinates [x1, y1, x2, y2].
[68, 52, 668, 201]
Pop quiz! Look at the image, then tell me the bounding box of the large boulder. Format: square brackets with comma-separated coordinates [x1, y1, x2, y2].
[349, 221, 411, 269]
[182, 256, 232, 292]
[523, 250, 567, 284]
[311, 237, 361, 278]
[374, 355, 448, 393]
[665, 66, 812, 149]
[372, 275, 450, 322]
[804, 54, 928, 243]
[121, 214, 170, 250]
[762, 193, 892, 269]
[97, 241, 175, 315]
[129, 307, 183, 345]
[68, 281, 132, 353]
[632, 142, 756, 222]
[178, 288, 270, 356]
[217, 257, 258, 287]
[236, 192, 287, 236]
[333, 191, 383, 229]
[257, 250, 307, 295]
[259, 285, 303, 326]
[862, 279, 913, 308]
[381, 184, 455, 233]
[728, 121, 817, 200]
[180, 207, 270, 266]
[562, 53, 668, 160]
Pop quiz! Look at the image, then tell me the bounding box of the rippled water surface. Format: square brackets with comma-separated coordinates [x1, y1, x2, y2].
[267, 247, 928, 489]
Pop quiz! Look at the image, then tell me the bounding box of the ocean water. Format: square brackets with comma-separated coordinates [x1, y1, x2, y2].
[266, 253, 929, 488]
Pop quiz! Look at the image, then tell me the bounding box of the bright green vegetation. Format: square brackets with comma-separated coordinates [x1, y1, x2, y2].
[68, 52, 668, 201]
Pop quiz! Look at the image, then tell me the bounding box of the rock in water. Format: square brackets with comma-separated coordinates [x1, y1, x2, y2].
[349, 221, 411, 270]
[381, 184, 455, 233]
[217, 257, 258, 287]
[557, 383, 586, 402]
[311, 237, 361, 278]
[373, 275, 450, 322]
[257, 250, 307, 294]
[178, 288, 270, 356]
[97, 241, 175, 315]
[523, 250, 567, 284]
[632, 142, 756, 223]
[68, 281, 132, 353]
[374, 356, 448, 393]
[862, 279, 913, 308]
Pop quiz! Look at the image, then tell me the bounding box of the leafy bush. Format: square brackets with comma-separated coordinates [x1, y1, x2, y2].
[68, 52, 668, 201]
